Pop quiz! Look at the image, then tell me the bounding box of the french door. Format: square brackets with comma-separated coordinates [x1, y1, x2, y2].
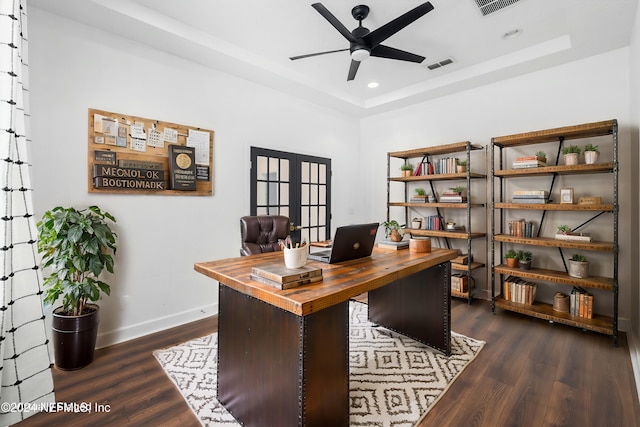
[250, 147, 331, 243]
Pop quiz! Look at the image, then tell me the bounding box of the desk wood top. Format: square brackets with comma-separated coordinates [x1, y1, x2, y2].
[194, 247, 457, 316]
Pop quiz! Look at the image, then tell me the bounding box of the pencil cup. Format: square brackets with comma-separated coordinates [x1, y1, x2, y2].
[284, 245, 309, 269]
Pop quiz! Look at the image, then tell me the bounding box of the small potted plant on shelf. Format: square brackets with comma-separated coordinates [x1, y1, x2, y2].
[556, 224, 572, 235]
[400, 163, 414, 177]
[412, 187, 427, 203]
[456, 159, 467, 173]
[535, 150, 547, 164]
[505, 249, 519, 268]
[562, 145, 581, 165]
[583, 143, 599, 164]
[450, 186, 465, 196]
[518, 250, 532, 270]
[37, 205, 118, 370]
[568, 253, 589, 278]
[382, 220, 404, 242]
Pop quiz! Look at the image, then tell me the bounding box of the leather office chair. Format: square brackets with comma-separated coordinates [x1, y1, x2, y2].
[240, 215, 291, 256]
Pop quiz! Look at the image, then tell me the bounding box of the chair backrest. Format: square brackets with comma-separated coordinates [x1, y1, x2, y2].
[240, 215, 291, 256]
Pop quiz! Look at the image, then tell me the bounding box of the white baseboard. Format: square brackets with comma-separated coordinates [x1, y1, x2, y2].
[628, 329, 640, 403]
[95, 303, 218, 349]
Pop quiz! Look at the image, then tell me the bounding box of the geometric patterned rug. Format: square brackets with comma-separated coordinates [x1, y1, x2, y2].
[153, 301, 485, 426]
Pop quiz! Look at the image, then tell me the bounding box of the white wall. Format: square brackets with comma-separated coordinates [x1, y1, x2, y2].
[627, 0, 640, 396]
[28, 8, 362, 347]
[361, 48, 634, 328]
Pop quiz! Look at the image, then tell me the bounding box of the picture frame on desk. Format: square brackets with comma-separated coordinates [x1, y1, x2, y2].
[560, 188, 574, 204]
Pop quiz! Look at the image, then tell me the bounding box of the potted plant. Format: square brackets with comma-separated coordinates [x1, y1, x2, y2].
[518, 251, 532, 270]
[450, 186, 465, 196]
[37, 205, 117, 370]
[562, 145, 581, 165]
[568, 253, 589, 278]
[400, 163, 414, 177]
[456, 159, 467, 173]
[382, 220, 404, 242]
[557, 224, 572, 235]
[535, 150, 547, 164]
[583, 143, 599, 164]
[412, 187, 427, 203]
[505, 249, 519, 268]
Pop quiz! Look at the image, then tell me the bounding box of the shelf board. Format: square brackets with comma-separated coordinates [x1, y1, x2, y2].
[494, 297, 614, 336]
[495, 202, 614, 211]
[409, 229, 486, 239]
[452, 262, 485, 271]
[390, 202, 485, 208]
[492, 120, 616, 147]
[494, 234, 614, 252]
[494, 264, 614, 290]
[494, 163, 613, 177]
[389, 142, 484, 158]
[390, 172, 485, 182]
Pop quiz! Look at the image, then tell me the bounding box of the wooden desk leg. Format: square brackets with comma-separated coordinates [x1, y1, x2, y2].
[217, 284, 349, 427]
[367, 261, 451, 355]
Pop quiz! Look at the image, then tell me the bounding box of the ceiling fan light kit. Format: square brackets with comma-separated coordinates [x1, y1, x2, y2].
[290, 2, 435, 81]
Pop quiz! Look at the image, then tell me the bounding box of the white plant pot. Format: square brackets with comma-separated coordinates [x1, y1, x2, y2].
[584, 151, 599, 164]
[564, 153, 579, 166]
[568, 260, 589, 278]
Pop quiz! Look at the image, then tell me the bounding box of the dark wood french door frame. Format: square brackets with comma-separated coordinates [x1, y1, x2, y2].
[250, 147, 332, 242]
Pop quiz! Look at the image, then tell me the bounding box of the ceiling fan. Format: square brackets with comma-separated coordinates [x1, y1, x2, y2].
[290, 2, 434, 81]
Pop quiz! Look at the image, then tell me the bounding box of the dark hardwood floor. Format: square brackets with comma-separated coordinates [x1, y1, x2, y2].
[18, 297, 640, 427]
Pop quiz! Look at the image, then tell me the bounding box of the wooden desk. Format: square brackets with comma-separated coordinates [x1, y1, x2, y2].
[194, 247, 457, 427]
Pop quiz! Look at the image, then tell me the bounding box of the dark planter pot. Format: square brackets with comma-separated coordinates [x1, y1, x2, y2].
[52, 304, 100, 370]
[519, 260, 531, 270]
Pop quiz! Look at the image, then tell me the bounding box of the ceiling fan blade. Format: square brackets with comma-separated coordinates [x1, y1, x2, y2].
[312, 3, 358, 43]
[290, 48, 349, 61]
[347, 59, 360, 81]
[370, 45, 425, 63]
[364, 2, 434, 48]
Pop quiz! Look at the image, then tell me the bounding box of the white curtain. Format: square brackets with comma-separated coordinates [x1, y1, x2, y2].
[0, 0, 55, 424]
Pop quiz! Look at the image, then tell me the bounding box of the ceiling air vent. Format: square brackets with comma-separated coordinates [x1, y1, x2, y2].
[473, 0, 521, 16]
[427, 57, 454, 70]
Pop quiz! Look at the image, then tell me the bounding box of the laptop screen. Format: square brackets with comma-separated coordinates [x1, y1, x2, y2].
[309, 222, 379, 263]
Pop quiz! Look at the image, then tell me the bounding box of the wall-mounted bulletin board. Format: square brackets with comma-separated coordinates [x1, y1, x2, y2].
[88, 108, 214, 196]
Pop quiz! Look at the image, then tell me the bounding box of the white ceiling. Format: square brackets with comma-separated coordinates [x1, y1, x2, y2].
[29, 0, 638, 116]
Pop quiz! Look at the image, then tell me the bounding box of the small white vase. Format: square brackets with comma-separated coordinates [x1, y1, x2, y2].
[584, 151, 599, 164]
[564, 153, 579, 166]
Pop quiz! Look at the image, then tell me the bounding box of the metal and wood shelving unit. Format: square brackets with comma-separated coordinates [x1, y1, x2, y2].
[387, 141, 486, 303]
[490, 119, 619, 344]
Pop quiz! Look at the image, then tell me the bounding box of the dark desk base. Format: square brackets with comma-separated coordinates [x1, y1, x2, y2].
[217, 260, 450, 427]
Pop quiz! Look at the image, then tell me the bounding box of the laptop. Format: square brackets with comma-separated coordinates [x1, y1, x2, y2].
[308, 222, 379, 264]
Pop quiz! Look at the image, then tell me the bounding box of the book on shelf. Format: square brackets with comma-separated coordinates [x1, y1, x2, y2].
[452, 252, 473, 265]
[570, 287, 593, 318]
[410, 196, 427, 203]
[515, 156, 546, 162]
[251, 263, 323, 284]
[423, 215, 442, 231]
[555, 232, 592, 242]
[503, 276, 537, 305]
[512, 159, 547, 169]
[511, 198, 548, 204]
[513, 190, 549, 197]
[508, 219, 535, 238]
[378, 240, 410, 250]
[439, 196, 465, 203]
[250, 273, 323, 290]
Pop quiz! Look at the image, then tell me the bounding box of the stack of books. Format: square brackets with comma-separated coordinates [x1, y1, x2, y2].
[378, 240, 409, 250]
[409, 195, 427, 203]
[423, 215, 442, 230]
[439, 191, 465, 203]
[555, 232, 592, 242]
[250, 264, 323, 290]
[511, 190, 549, 204]
[570, 287, 593, 318]
[508, 219, 535, 238]
[512, 156, 547, 169]
[503, 276, 537, 305]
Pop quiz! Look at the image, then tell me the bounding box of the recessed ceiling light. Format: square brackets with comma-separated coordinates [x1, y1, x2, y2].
[502, 28, 522, 39]
[368, 81, 379, 88]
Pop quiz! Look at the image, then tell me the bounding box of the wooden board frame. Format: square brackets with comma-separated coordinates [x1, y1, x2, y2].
[88, 108, 214, 196]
